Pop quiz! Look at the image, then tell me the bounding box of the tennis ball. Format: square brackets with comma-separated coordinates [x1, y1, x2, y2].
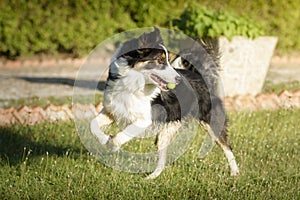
[167, 83, 176, 89]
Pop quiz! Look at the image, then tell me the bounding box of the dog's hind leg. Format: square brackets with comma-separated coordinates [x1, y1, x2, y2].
[145, 121, 181, 180]
[200, 122, 239, 176]
[90, 109, 114, 144]
[198, 131, 216, 158]
[218, 132, 239, 176]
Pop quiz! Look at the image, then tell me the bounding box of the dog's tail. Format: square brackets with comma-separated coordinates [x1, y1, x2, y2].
[172, 37, 221, 95]
[176, 37, 220, 75]
[198, 37, 220, 70]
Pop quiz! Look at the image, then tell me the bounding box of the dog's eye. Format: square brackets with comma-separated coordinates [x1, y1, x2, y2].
[158, 51, 169, 64]
[158, 56, 167, 64]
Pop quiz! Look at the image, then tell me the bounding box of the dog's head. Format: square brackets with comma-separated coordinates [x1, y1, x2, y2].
[109, 27, 181, 91]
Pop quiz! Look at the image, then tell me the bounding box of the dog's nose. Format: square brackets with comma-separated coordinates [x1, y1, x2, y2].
[175, 75, 182, 84]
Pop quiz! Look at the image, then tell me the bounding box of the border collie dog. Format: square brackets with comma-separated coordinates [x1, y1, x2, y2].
[90, 27, 239, 179]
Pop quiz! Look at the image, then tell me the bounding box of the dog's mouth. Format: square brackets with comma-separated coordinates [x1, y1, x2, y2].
[150, 74, 171, 91]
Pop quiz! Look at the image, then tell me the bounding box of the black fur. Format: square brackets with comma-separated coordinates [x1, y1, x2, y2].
[116, 27, 165, 66]
[107, 27, 167, 84]
[151, 69, 211, 122]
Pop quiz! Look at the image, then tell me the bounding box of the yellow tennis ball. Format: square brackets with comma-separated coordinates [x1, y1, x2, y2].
[167, 83, 176, 89]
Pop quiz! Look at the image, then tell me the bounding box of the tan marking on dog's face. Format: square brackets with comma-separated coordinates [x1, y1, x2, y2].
[134, 59, 167, 70]
[134, 60, 150, 69]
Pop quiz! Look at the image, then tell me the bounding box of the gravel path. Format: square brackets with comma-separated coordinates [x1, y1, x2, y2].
[0, 57, 299, 101]
[0, 58, 110, 100]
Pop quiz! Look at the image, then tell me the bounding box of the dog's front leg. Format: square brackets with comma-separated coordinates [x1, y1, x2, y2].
[145, 121, 181, 180]
[90, 109, 114, 144]
[110, 119, 152, 151]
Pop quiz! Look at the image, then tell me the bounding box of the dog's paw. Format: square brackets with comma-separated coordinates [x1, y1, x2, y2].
[230, 169, 240, 176]
[106, 136, 121, 152]
[144, 173, 159, 180]
[144, 168, 163, 180]
[89, 119, 110, 145]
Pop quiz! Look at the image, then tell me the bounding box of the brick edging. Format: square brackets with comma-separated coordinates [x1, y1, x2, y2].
[0, 90, 299, 127]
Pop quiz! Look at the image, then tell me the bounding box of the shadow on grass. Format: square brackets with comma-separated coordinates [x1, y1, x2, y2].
[0, 122, 83, 166]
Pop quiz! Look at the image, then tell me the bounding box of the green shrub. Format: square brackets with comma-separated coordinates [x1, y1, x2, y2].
[172, 4, 265, 40]
[196, 0, 300, 54]
[0, 0, 185, 58]
[0, 0, 137, 58]
[0, 0, 299, 58]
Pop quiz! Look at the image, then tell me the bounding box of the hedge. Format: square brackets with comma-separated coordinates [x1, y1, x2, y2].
[0, 0, 137, 58]
[0, 0, 299, 58]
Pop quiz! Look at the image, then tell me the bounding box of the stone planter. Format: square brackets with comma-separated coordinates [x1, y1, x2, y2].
[218, 36, 278, 96]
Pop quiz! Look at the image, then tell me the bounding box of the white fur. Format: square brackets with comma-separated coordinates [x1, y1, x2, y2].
[103, 68, 158, 150]
[171, 56, 184, 69]
[224, 149, 240, 176]
[90, 110, 113, 144]
[104, 70, 159, 125]
[159, 44, 171, 66]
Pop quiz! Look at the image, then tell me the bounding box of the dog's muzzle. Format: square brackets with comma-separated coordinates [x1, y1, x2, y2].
[151, 74, 181, 90]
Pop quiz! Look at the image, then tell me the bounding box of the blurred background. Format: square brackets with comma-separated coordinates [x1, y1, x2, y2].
[1, 0, 299, 58]
[0, 0, 299, 119]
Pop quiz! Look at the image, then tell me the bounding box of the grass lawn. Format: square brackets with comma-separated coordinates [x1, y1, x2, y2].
[0, 109, 299, 199]
[262, 80, 300, 94]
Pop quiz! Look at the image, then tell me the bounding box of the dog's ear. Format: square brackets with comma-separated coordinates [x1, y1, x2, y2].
[153, 26, 161, 37]
[116, 27, 163, 59]
[138, 27, 163, 48]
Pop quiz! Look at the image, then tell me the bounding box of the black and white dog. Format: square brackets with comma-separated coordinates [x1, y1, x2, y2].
[90, 27, 239, 179]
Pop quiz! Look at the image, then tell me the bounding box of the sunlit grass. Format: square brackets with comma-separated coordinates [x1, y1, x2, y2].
[262, 80, 300, 94]
[0, 109, 299, 199]
[0, 93, 103, 109]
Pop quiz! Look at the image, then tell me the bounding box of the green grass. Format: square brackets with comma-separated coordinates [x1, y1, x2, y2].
[0, 94, 103, 109]
[262, 80, 300, 94]
[0, 96, 73, 109]
[0, 109, 299, 199]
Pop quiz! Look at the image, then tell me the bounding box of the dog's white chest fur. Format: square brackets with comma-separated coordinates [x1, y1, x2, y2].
[103, 70, 160, 125]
